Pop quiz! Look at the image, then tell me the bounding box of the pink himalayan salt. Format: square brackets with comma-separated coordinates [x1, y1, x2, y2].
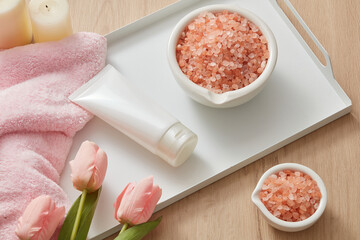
[176, 11, 269, 94]
[259, 169, 322, 222]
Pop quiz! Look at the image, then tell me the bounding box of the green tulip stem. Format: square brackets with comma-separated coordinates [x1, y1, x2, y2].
[120, 223, 128, 234]
[70, 189, 88, 240]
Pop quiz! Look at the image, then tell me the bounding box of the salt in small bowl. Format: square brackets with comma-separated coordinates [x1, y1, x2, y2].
[168, 4, 278, 108]
[251, 163, 327, 232]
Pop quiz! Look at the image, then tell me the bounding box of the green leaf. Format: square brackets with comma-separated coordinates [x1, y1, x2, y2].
[58, 187, 102, 240]
[114, 217, 162, 240]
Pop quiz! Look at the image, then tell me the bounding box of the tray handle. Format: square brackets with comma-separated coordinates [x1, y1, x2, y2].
[271, 0, 335, 80]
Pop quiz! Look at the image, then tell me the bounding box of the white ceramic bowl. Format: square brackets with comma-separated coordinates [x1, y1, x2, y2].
[168, 4, 278, 108]
[251, 163, 327, 232]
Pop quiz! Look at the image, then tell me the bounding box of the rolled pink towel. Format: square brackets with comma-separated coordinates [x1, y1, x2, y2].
[0, 32, 107, 239]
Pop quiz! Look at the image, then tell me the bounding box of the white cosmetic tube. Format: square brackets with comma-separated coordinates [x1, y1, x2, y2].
[69, 64, 198, 167]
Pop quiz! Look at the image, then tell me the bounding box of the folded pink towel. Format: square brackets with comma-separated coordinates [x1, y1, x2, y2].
[0, 32, 107, 239]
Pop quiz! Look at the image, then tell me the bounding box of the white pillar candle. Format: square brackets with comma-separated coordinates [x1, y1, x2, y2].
[0, 0, 32, 49]
[28, 0, 72, 43]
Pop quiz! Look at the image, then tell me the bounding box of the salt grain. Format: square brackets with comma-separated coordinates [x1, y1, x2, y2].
[288, 193, 294, 200]
[188, 23, 195, 30]
[274, 211, 281, 217]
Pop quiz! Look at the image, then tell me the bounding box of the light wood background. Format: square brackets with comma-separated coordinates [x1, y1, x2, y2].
[68, 0, 360, 239]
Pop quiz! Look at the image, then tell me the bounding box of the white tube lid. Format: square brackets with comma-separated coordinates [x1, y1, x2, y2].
[157, 122, 198, 167]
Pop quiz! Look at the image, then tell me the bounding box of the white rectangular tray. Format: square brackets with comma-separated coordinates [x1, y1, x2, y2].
[60, 0, 351, 239]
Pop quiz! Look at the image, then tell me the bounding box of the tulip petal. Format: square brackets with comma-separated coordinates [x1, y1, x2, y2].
[116, 182, 137, 224]
[126, 176, 153, 224]
[87, 148, 108, 192]
[70, 141, 99, 191]
[114, 182, 132, 221]
[132, 184, 162, 224]
[36, 205, 65, 240]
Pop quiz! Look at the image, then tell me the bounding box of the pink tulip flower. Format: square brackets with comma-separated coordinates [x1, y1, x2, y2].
[114, 176, 162, 226]
[70, 141, 108, 192]
[15, 195, 65, 240]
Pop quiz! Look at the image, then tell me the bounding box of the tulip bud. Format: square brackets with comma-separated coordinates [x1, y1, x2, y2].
[114, 176, 162, 226]
[15, 195, 65, 240]
[70, 141, 108, 192]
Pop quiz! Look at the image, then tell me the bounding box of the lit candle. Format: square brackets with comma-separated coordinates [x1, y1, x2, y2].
[28, 0, 72, 43]
[0, 0, 32, 49]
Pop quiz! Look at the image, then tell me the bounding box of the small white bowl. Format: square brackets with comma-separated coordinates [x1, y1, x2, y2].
[168, 4, 278, 108]
[251, 163, 327, 232]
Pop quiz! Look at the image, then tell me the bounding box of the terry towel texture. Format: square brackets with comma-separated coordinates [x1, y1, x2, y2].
[0, 32, 107, 239]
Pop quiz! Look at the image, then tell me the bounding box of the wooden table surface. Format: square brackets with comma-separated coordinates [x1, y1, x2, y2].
[69, 0, 360, 239]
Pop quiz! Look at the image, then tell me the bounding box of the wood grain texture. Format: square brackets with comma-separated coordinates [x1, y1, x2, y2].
[68, 0, 360, 239]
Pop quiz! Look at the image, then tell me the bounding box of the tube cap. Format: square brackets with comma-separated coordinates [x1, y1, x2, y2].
[157, 123, 198, 167]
